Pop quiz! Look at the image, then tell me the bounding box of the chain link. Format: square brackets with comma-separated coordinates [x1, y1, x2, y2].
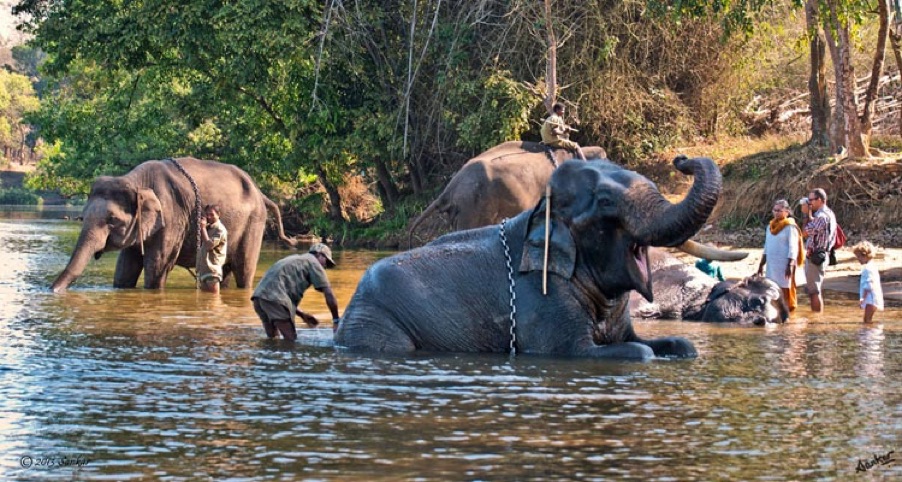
[498, 218, 518, 355]
[166, 158, 203, 286]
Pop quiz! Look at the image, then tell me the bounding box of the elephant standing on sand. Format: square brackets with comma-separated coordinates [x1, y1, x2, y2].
[407, 141, 606, 245]
[336, 156, 735, 360]
[51, 157, 295, 292]
[629, 248, 788, 325]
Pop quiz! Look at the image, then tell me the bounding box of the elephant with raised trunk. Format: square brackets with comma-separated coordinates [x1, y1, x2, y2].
[407, 141, 606, 246]
[629, 248, 788, 325]
[51, 157, 295, 292]
[336, 156, 733, 360]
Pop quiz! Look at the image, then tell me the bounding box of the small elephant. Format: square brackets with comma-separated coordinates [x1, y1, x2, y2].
[629, 248, 788, 325]
[407, 141, 606, 246]
[51, 157, 295, 292]
[336, 156, 735, 360]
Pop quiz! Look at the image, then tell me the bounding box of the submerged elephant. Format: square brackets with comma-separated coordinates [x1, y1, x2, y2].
[51, 157, 295, 292]
[407, 141, 606, 246]
[336, 156, 735, 360]
[629, 248, 788, 325]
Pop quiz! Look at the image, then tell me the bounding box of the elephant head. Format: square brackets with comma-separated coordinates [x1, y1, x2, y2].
[700, 275, 789, 325]
[522, 155, 723, 303]
[51, 176, 165, 292]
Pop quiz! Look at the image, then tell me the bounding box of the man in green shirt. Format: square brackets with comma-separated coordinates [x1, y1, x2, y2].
[197, 204, 227, 294]
[251, 243, 341, 341]
[540, 103, 587, 161]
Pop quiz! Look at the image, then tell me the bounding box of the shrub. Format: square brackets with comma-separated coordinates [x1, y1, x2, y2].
[0, 187, 42, 205]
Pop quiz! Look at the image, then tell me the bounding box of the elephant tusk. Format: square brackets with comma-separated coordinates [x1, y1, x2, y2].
[677, 239, 748, 261]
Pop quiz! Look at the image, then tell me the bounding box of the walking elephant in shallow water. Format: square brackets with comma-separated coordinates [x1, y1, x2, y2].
[629, 248, 788, 325]
[407, 141, 606, 246]
[336, 156, 738, 360]
[51, 157, 295, 292]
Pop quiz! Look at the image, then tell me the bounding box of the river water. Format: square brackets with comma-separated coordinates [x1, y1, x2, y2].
[1, 207, 900, 480]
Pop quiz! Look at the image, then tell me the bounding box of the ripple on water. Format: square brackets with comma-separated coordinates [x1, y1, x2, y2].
[1, 217, 902, 480]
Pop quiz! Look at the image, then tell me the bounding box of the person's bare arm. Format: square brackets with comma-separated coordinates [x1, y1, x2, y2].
[322, 286, 340, 323]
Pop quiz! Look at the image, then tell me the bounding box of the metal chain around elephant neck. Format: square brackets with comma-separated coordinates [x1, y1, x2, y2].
[498, 218, 518, 356]
[165, 158, 203, 282]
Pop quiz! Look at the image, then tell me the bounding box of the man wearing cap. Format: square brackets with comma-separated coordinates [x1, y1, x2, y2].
[251, 243, 341, 340]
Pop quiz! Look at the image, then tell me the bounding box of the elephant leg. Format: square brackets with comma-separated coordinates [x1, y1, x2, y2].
[639, 337, 697, 359]
[220, 264, 233, 289]
[231, 230, 262, 289]
[335, 319, 417, 353]
[142, 243, 178, 289]
[582, 342, 655, 360]
[113, 247, 144, 288]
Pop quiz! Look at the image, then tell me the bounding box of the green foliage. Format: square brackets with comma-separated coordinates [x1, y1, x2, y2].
[448, 71, 534, 151]
[0, 187, 42, 205]
[15, 0, 858, 244]
[0, 70, 40, 163]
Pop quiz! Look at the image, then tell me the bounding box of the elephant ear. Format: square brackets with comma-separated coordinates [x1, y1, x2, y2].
[518, 197, 576, 278]
[136, 188, 165, 240]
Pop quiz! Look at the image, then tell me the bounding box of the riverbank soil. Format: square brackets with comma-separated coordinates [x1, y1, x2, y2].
[642, 135, 902, 249]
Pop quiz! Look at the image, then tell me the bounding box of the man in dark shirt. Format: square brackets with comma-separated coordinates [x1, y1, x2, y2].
[251, 243, 340, 340]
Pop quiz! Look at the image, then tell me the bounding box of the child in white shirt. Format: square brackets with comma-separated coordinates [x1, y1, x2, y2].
[852, 241, 883, 323]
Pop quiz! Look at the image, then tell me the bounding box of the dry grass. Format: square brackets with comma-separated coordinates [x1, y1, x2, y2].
[638, 134, 902, 247]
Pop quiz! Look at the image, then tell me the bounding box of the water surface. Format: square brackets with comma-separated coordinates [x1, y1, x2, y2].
[0, 211, 900, 480]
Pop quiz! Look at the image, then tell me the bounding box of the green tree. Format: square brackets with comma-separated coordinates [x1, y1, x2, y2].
[0, 70, 39, 165]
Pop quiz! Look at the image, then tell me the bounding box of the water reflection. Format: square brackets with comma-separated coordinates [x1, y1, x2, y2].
[0, 210, 901, 480]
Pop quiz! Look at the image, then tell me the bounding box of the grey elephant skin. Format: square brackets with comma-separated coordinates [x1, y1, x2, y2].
[51, 157, 294, 292]
[408, 141, 605, 245]
[629, 248, 789, 325]
[336, 156, 723, 360]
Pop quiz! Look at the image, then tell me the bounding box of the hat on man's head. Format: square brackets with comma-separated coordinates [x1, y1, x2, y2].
[309, 243, 336, 268]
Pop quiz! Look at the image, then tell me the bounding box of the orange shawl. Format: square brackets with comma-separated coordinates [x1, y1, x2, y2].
[770, 217, 805, 266]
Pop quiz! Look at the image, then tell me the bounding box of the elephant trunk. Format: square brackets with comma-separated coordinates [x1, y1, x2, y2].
[51, 228, 106, 293]
[621, 156, 722, 247]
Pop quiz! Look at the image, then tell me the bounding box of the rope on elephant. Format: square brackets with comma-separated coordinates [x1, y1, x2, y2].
[165, 158, 203, 288]
[540, 144, 558, 168]
[499, 218, 518, 356]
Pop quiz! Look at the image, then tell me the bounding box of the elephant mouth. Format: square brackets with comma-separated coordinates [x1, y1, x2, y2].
[94, 250, 104, 260]
[631, 244, 653, 302]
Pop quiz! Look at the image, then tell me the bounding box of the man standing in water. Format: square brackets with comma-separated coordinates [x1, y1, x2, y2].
[251, 243, 341, 341]
[801, 189, 836, 313]
[541, 103, 587, 161]
[197, 204, 227, 294]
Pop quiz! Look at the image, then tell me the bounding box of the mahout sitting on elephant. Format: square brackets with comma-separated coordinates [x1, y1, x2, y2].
[629, 248, 788, 325]
[51, 157, 295, 292]
[336, 156, 735, 360]
[407, 141, 606, 246]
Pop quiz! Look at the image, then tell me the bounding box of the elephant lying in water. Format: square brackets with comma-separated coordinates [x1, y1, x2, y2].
[629, 248, 788, 325]
[407, 141, 606, 246]
[51, 157, 295, 292]
[336, 156, 732, 360]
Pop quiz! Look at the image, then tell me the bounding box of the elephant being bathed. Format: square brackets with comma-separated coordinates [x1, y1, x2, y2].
[51, 157, 295, 292]
[336, 156, 729, 360]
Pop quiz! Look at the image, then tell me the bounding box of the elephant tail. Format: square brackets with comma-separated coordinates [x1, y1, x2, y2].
[407, 193, 451, 250]
[263, 196, 298, 248]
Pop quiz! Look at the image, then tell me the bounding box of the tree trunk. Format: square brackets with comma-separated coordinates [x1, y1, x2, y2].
[860, 0, 891, 141]
[823, 20, 845, 152]
[806, 0, 830, 147]
[824, 1, 868, 157]
[373, 157, 400, 208]
[890, 3, 902, 136]
[315, 164, 344, 221]
[542, 0, 557, 115]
